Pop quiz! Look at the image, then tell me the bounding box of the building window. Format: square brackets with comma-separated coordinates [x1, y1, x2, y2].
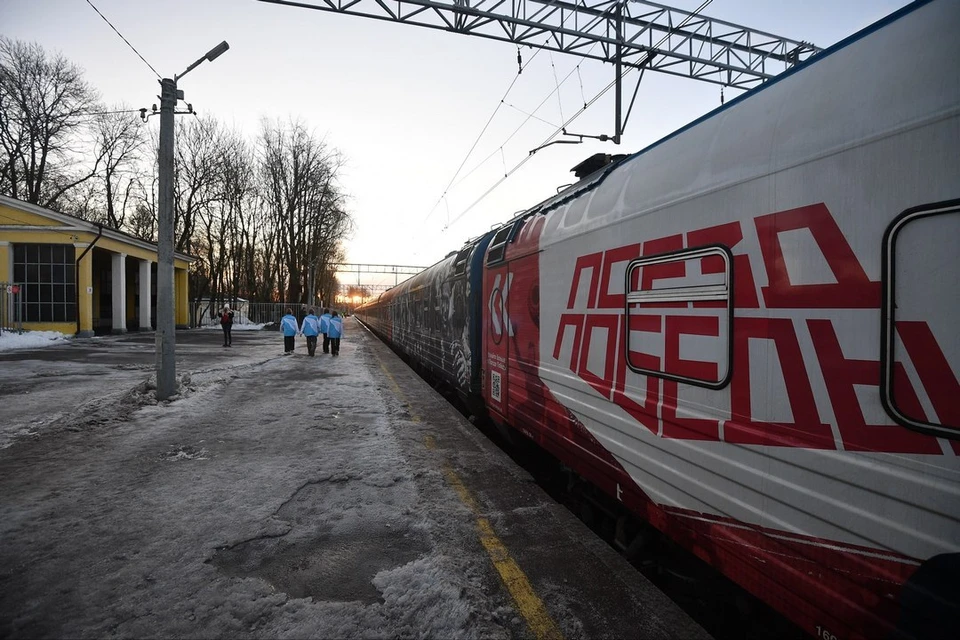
[624, 245, 733, 389]
[12, 243, 76, 322]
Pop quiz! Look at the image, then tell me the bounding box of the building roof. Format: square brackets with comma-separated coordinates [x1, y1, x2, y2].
[0, 194, 196, 262]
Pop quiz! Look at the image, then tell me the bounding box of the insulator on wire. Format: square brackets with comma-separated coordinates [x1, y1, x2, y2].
[517, 48, 522, 74]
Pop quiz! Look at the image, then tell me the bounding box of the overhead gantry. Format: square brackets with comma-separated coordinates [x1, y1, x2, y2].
[258, 0, 822, 142]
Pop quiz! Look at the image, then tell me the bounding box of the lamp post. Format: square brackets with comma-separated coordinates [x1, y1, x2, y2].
[156, 41, 229, 400]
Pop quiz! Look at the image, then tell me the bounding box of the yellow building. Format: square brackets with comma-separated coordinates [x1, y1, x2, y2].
[0, 195, 195, 336]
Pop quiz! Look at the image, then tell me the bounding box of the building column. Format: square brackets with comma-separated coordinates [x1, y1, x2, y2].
[139, 259, 152, 331]
[76, 243, 94, 337]
[175, 267, 189, 329]
[0, 240, 9, 283]
[111, 252, 127, 334]
[0, 241, 9, 328]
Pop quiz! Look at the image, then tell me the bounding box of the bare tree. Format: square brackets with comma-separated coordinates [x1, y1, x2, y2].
[0, 37, 100, 207]
[258, 117, 353, 304]
[91, 108, 147, 228]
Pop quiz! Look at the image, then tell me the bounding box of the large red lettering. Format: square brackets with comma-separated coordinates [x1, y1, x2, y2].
[896, 321, 960, 429]
[639, 234, 685, 294]
[553, 313, 585, 371]
[755, 204, 881, 308]
[687, 221, 760, 309]
[598, 243, 641, 309]
[661, 316, 722, 440]
[577, 313, 620, 400]
[728, 317, 834, 448]
[567, 253, 603, 310]
[614, 313, 662, 435]
[807, 319, 941, 454]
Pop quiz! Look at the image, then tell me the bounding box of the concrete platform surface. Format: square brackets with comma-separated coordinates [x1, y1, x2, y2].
[0, 320, 710, 639]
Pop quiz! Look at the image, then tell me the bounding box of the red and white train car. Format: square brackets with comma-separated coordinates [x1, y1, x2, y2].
[480, 1, 958, 638]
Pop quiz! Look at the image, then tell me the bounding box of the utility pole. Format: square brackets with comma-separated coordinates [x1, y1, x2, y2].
[156, 77, 177, 399]
[155, 41, 229, 401]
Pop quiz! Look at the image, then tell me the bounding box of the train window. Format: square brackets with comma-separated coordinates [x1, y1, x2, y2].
[507, 218, 526, 242]
[486, 224, 513, 265]
[453, 246, 471, 275]
[880, 200, 960, 439]
[624, 245, 733, 389]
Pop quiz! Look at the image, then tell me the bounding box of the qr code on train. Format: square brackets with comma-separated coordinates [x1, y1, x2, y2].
[491, 371, 502, 402]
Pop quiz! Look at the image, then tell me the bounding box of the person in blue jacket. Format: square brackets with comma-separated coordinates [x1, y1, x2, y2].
[300, 308, 321, 356]
[327, 310, 344, 356]
[280, 308, 298, 355]
[319, 308, 333, 354]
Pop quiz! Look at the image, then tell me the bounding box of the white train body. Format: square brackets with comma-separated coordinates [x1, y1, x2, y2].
[479, 1, 958, 637]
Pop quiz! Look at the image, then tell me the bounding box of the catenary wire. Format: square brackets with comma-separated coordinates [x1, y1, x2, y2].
[441, 0, 715, 231]
[84, 0, 161, 80]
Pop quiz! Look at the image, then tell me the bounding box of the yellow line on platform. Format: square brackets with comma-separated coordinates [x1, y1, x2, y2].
[377, 357, 563, 640]
[442, 465, 564, 640]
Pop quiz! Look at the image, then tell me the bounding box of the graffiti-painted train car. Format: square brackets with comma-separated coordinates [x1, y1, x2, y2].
[358, 2, 959, 638]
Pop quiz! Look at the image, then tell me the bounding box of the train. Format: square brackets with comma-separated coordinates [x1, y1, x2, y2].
[356, 1, 960, 638]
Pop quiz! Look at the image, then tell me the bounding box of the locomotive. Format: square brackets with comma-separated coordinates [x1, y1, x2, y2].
[357, 1, 960, 638]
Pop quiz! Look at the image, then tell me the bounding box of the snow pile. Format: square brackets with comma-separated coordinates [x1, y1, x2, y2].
[0, 330, 69, 352]
[202, 322, 270, 331]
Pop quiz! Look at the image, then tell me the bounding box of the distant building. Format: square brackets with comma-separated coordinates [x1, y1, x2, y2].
[0, 195, 195, 336]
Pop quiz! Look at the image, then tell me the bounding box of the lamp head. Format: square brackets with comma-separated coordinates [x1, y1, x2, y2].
[205, 41, 229, 62]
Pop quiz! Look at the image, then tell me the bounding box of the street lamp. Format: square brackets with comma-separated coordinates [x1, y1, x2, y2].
[156, 41, 229, 400]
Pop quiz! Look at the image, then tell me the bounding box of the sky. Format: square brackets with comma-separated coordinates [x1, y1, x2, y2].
[1, 0, 913, 290]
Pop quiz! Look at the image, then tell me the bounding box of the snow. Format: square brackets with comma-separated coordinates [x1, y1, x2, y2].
[202, 322, 271, 331]
[0, 329, 69, 351]
[0, 324, 700, 639]
[0, 326, 521, 638]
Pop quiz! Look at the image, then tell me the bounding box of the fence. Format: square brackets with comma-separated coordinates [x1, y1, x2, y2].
[193, 301, 329, 329]
[0, 282, 24, 335]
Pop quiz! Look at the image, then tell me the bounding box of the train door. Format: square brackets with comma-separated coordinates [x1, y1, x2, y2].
[482, 223, 514, 425]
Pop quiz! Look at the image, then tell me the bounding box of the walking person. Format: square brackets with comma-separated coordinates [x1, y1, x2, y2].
[319, 308, 332, 354]
[300, 308, 321, 357]
[327, 310, 344, 356]
[280, 308, 298, 355]
[220, 304, 234, 347]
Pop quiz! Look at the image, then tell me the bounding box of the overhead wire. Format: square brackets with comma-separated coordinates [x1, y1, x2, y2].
[441, 0, 716, 231]
[447, 61, 588, 197]
[84, 0, 161, 80]
[83, 108, 145, 118]
[416, 46, 546, 231]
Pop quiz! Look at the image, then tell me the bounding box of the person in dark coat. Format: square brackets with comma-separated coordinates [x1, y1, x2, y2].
[220, 304, 234, 347]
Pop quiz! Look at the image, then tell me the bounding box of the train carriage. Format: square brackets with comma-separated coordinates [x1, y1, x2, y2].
[359, 1, 959, 637]
[362, 230, 495, 406]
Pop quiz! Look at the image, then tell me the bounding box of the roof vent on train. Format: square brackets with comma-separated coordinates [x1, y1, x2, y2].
[571, 153, 627, 178]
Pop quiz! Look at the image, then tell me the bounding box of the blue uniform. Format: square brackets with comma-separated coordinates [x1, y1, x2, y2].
[320, 312, 332, 353]
[280, 313, 298, 354]
[327, 315, 343, 356]
[327, 316, 343, 339]
[281, 314, 299, 336]
[300, 314, 320, 336]
[300, 313, 320, 356]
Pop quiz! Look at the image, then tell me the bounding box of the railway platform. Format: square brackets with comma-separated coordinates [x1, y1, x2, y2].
[0, 319, 709, 639]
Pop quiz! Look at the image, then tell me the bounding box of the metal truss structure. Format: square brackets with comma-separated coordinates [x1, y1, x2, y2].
[259, 0, 821, 91]
[337, 282, 394, 296]
[334, 262, 430, 290]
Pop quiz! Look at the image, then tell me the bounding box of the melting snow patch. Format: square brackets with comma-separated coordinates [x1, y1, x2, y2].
[164, 445, 209, 461]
